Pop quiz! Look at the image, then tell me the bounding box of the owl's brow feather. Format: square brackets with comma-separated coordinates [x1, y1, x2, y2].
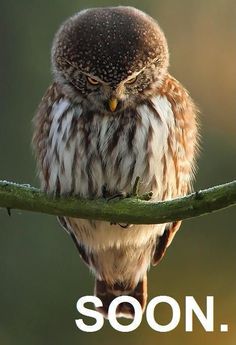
[58, 59, 82, 90]
[59, 56, 160, 84]
[126, 56, 161, 78]
[59, 57, 108, 84]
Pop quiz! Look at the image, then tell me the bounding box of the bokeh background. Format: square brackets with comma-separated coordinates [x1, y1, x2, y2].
[0, 0, 235, 344]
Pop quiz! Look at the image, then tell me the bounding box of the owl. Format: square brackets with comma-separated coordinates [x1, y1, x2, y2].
[33, 6, 198, 319]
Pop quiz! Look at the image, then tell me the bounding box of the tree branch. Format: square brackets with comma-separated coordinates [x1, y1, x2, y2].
[0, 180, 235, 224]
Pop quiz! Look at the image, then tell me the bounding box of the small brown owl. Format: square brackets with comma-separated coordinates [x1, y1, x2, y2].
[33, 7, 198, 319]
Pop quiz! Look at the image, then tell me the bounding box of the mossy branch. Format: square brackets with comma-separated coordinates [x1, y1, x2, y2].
[0, 180, 235, 224]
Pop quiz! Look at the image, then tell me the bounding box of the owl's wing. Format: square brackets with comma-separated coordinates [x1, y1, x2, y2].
[32, 82, 62, 190]
[152, 74, 199, 266]
[57, 216, 90, 266]
[152, 221, 181, 265]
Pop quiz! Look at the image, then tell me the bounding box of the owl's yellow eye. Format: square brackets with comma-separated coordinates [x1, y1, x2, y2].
[87, 76, 100, 85]
[126, 76, 137, 84]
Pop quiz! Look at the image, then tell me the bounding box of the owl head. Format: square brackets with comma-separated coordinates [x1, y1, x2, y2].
[52, 6, 169, 113]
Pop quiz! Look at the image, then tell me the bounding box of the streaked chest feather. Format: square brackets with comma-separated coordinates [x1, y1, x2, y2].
[43, 95, 181, 201]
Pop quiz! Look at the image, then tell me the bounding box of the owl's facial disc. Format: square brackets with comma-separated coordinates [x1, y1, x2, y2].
[74, 70, 140, 113]
[79, 67, 156, 114]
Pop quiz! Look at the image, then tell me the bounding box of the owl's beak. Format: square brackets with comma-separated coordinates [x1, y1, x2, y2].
[108, 98, 118, 112]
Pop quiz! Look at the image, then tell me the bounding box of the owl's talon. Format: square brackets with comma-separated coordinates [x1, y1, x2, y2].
[118, 223, 130, 228]
[102, 177, 153, 202]
[102, 184, 127, 200]
[107, 192, 127, 201]
[110, 221, 130, 229]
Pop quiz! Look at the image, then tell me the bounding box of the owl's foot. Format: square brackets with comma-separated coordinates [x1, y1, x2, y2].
[102, 177, 153, 201]
[110, 222, 131, 228]
[102, 184, 128, 201]
[102, 184, 132, 228]
[102, 177, 152, 229]
[102, 177, 153, 202]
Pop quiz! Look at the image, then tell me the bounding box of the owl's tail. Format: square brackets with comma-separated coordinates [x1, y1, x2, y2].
[94, 274, 147, 319]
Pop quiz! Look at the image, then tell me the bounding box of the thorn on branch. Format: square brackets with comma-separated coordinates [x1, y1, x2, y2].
[195, 190, 204, 200]
[6, 208, 11, 216]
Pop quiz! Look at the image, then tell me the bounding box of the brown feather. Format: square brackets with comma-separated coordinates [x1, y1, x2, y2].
[95, 274, 147, 319]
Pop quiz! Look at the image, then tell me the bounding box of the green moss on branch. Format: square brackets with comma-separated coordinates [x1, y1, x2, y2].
[0, 180, 235, 224]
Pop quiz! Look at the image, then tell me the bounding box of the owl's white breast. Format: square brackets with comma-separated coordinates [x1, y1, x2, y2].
[42, 94, 178, 251]
[45, 94, 176, 200]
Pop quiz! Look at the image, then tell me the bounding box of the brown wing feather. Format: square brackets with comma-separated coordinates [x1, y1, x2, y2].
[160, 74, 199, 195]
[152, 74, 199, 265]
[152, 221, 182, 265]
[32, 83, 62, 190]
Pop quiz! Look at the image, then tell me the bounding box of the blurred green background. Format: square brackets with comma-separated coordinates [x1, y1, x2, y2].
[0, 0, 235, 344]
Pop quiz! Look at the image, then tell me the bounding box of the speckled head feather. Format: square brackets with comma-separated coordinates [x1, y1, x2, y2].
[52, 6, 169, 86]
